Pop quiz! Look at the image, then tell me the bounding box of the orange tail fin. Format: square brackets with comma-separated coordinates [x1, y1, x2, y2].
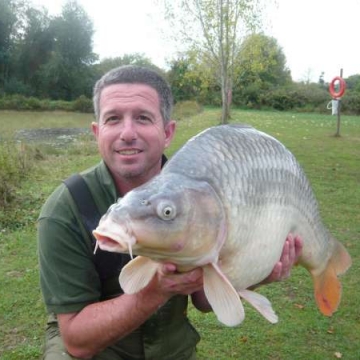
[312, 240, 351, 316]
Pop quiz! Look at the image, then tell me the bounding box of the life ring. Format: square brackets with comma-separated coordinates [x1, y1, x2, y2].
[329, 76, 346, 98]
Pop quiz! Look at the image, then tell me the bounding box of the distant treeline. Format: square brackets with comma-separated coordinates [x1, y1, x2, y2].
[1, 0, 359, 114]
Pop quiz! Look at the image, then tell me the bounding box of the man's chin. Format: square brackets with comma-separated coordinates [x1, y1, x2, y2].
[117, 166, 143, 179]
[109, 159, 161, 184]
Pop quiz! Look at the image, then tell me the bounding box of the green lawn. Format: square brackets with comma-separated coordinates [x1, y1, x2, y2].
[0, 109, 359, 359]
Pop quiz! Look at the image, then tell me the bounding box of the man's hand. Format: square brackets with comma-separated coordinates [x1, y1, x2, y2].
[262, 233, 303, 284]
[154, 263, 204, 298]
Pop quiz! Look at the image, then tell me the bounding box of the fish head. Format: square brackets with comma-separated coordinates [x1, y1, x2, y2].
[93, 173, 227, 266]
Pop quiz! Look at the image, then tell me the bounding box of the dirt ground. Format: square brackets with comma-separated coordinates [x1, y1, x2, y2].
[14, 127, 92, 146]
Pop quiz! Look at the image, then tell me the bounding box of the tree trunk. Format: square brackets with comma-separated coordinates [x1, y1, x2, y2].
[220, 69, 231, 124]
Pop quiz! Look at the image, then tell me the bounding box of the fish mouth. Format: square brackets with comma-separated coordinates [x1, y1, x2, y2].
[92, 228, 136, 259]
[93, 232, 123, 248]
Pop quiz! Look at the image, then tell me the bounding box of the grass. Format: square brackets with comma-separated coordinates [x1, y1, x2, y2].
[0, 109, 359, 359]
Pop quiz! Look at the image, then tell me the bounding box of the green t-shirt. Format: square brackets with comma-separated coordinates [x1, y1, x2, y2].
[38, 161, 118, 312]
[38, 161, 200, 359]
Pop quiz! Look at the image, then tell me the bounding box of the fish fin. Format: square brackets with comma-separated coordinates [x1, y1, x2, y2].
[203, 263, 245, 327]
[312, 240, 351, 316]
[238, 289, 278, 324]
[119, 256, 159, 294]
[330, 237, 352, 275]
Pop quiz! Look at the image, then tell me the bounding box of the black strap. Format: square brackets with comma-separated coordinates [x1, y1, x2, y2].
[63, 173, 100, 245]
[63, 173, 130, 291]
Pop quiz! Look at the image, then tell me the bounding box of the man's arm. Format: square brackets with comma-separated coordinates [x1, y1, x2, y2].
[191, 234, 303, 312]
[58, 264, 203, 359]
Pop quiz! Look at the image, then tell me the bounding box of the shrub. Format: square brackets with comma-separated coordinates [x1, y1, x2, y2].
[0, 141, 34, 207]
[0, 94, 27, 110]
[260, 89, 303, 111]
[257, 83, 330, 112]
[73, 95, 93, 113]
[341, 92, 360, 115]
[26, 97, 42, 110]
[173, 100, 203, 120]
[0, 95, 92, 112]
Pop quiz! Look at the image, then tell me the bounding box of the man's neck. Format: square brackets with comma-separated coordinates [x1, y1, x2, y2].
[110, 155, 168, 196]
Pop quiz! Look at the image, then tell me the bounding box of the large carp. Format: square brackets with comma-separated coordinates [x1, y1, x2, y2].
[93, 124, 351, 327]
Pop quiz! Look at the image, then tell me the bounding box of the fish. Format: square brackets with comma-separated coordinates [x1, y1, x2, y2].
[93, 124, 352, 327]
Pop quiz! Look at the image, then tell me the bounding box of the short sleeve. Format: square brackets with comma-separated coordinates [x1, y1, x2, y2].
[38, 186, 102, 314]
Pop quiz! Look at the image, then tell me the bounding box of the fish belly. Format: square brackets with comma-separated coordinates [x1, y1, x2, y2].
[218, 203, 299, 290]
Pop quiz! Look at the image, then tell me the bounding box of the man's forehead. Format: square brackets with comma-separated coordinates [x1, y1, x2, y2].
[101, 83, 160, 102]
[99, 83, 162, 118]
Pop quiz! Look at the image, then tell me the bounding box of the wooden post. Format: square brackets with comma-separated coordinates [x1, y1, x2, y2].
[335, 68, 343, 137]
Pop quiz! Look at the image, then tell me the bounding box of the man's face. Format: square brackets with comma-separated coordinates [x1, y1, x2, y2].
[92, 83, 175, 190]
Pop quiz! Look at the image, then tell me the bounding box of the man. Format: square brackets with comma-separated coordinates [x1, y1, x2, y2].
[38, 65, 302, 360]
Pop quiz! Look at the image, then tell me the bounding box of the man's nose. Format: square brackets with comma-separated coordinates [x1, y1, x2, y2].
[120, 118, 137, 142]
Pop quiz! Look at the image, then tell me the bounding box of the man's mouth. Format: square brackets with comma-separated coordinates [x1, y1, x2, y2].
[117, 149, 141, 155]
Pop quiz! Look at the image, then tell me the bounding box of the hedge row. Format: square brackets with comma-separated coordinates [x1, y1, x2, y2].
[0, 91, 359, 115]
[0, 95, 93, 113]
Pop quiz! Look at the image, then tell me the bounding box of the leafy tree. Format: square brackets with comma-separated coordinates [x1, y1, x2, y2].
[0, 0, 27, 90]
[38, 0, 97, 100]
[94, 53, 160, 79]
[345, 74, 360, 93]
[167, 55, 203, 102]
[16, 6, 54, 95]
[236, 33, 291, 87]
[234, 33, 291, 106]
[161, 0, 272, 123]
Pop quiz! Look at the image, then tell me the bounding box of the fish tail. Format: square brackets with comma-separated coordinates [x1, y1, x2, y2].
[312, 239, 352, 316]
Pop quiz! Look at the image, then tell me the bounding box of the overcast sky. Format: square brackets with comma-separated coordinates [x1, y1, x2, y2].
[31, 0, 360, 83]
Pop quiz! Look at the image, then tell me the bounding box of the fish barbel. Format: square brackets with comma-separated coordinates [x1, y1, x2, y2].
[93, 124, 351, 326]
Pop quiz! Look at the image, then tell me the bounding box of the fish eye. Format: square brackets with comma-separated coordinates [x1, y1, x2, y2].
[156, 202, 176, 221]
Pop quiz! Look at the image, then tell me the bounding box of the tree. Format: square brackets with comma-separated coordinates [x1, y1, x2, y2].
[167, 55, 203, 102]
[0, 0, 27, 90]
[345, 74, 360, 93]
[161, 0, 270, 123]
[234, 33, 291, 106]
[94, 53, 160, 78]
[16, 6, 54, 94]
[38, 0, 97, 100]
[318, 72, 325, 87]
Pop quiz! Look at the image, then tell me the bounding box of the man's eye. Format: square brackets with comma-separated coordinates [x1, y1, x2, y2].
[138, 115, 152, 123]
[105, 116, 119, 123]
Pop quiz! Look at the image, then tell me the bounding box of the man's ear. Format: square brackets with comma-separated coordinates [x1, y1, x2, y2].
[91, 121, 99, 139]
[164, 120, 176, 148]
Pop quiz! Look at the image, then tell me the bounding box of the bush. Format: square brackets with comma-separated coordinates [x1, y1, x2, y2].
[260, 89, 303, 110]
[173, 100, 203, 120]
[73, 95, 93, 113]
[0, 95, 93, 112]
[0, 142, 34, 207]
[341, 92, 360, 115]
[257, 83, 330, 112]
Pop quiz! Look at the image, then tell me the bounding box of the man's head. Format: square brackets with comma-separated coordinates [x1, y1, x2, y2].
[91, 65, 176, 194]
[93, 65, 173, 124]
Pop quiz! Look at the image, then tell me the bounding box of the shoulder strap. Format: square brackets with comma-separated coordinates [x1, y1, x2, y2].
[63, 173, 100, 245]
[63, 173, 131, 290]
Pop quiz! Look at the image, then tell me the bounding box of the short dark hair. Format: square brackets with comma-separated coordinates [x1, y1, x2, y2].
[93, 65, 173, 123]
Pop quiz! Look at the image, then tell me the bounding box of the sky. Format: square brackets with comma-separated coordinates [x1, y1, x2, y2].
[31, 0, 360, 83]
